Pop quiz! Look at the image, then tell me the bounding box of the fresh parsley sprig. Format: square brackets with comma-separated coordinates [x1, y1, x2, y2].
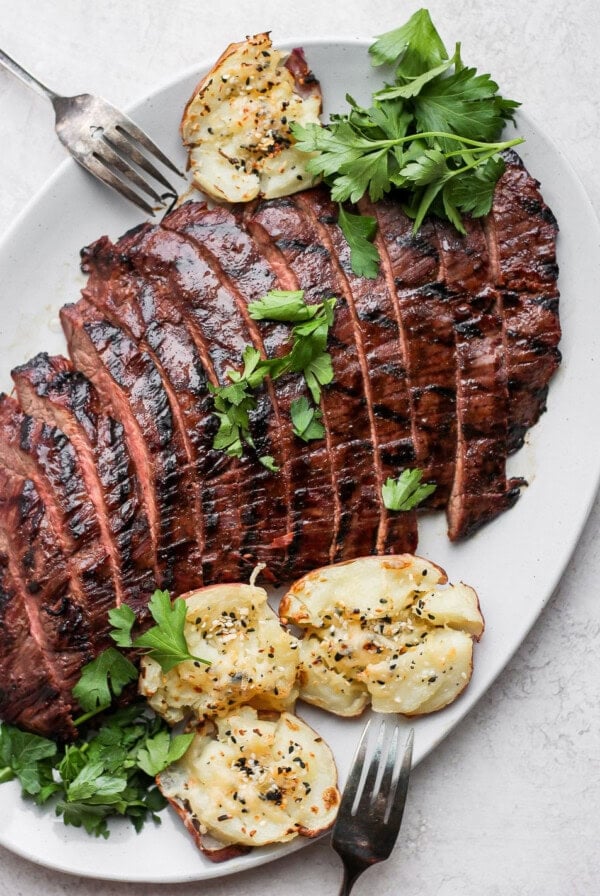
[291, 8, 523, 277]
[382, 468, 437, 511]
[210, 290, 336, 464]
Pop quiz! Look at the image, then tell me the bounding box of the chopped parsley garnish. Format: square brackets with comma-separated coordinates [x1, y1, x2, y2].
[210, 290, 336, 463]
[0, 705, 192, 838]
[290, 395, 326, 442]
[382, 468, 437, 511]
[292, 8, 523, 277]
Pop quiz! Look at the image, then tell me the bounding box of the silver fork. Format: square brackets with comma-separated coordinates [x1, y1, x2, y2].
[0, 47, 183, 216]
[331, 717, 414, 896]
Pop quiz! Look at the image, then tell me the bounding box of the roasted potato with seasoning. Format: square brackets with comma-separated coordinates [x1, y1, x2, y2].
[279, 555, 484, 717]
[157, 705, 339, 861]
[139, 583, 299, 724]
[180, 32, 322, 202]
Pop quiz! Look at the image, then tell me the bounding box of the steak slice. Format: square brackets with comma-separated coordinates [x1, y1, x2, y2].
[0, 523, 76, 741]
[298, 187, 418, 554]
[60, 298, 202, 598]
[433, 217, 521, 539]
[162, 201, 333, 576]
[485, 151, 561, 450]
[0, 393, 115, 650]
[12, 353, 156, 612]
[366, 200, 457, 505]
[91, 218, 292, 582]
[242, 194, 381, 562]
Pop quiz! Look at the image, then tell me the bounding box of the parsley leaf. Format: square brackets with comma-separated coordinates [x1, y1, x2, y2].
[290, 396, 326, 442]
[72, 647, 138, 715]
[369, 8, 447, 72]
[0, 703, 181, 839]
[136, 729, 195, 777]
[382, 468, 437, 511]
[337, 204, 380, 279]
[0, 724, 58, 798]
[133, 590, 210, 673]
[108, 604, 136, 648]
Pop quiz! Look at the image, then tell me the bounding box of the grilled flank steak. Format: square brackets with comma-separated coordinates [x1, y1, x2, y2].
[0, 151, 560, 738]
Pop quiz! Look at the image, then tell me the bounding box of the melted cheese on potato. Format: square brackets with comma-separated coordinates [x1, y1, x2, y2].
[139, 583, 299, 724]
[157, 706, 339, 851]
[180, 32, 322, 202]
[279, 555, 484, 716]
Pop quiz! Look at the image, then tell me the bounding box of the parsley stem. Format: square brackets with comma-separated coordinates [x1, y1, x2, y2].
[73, 706, 109, 727]
[350, 131, 524, 152]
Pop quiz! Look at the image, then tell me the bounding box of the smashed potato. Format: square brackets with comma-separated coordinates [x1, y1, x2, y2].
[157, 706, 339, 861]
[180, 32, 322, 202]
[139, 583, 299, 724]
[279, 555, 484, 717]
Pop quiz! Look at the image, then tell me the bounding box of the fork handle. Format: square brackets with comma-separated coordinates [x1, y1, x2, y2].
[0, 48, 57, 101]
[338, 864, 364, 896]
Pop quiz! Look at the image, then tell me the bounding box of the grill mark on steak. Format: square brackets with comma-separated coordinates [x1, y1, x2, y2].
[159, 204, 290, 578]
[0, 393, 115, 649]
[244, 195, 381, 562]
[12, 353, 156, 609]
[60, 301, 197, 598]
[368, 202, 457, 504]
[0, 529, 76, 740]
[300, 188, 418, 555]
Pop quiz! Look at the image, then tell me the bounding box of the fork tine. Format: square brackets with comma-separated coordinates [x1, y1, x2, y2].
[354, 717, 389, 816]
[114, 116, 184, 177]
[384, 727, 414, 830]
[81, 154, 157, 216]
[335, 718, 372, 819]
[104, 126, 178, 194]
[94, 140, 164, 202]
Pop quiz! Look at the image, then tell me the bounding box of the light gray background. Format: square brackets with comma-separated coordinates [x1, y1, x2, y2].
[0, 2, 598, 894]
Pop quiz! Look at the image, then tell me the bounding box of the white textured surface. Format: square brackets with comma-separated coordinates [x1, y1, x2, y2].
[0, 1, 599, 894]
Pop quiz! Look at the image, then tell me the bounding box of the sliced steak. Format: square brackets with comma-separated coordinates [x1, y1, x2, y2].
[60, 298, 201, 597]
[90, 218, 291, 582]
[162, 201, 333, 576]
[12, 353, 156, 611]
[366, 200, 457, 505]
[432, 217, 520, 539]
[242, 194, 381, 562]
[300, 187, 418, 554]
[0, 393, 115, 649]
[0, 525, 76, 741]
[485, 151, 561, 450]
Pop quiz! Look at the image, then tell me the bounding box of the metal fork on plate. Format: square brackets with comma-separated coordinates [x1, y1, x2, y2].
[0, 47, 183, 216]
[331, 717, 414, 896]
